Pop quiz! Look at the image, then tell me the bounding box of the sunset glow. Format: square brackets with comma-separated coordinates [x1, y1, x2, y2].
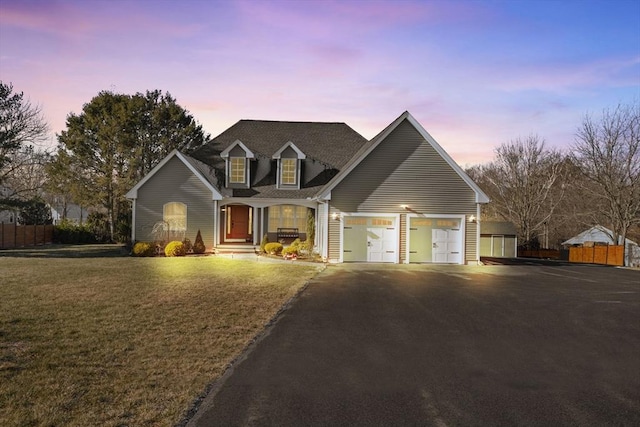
[1, 0, 638, 165]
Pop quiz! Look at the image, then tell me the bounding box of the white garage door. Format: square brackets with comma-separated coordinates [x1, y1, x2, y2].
[343, 215, 397, 263]
[409, 216, 463, 264]
[432, 228, 462, 263]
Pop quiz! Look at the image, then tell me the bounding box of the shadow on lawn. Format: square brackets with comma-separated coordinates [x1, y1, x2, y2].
[0, 244, 129, 258]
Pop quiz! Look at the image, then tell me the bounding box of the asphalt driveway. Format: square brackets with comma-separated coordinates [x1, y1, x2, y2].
[187, 263, 640, 426]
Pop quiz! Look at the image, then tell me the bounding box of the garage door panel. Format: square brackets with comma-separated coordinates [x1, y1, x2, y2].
[343, 225, 367, 262]
[343, 215, 397, 263]
[410, 217, 463, 264]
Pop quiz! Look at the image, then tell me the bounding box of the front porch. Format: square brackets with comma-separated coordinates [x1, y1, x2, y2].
[216, 201, 317, 248]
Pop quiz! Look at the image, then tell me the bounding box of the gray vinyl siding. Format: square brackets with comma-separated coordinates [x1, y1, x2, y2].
[331, 119, 479, 263]
[135, 156, 215, 250]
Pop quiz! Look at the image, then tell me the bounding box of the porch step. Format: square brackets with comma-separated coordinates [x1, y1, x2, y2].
[215, 244, 259, 255]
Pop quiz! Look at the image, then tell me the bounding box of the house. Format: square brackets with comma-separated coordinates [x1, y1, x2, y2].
[479, 221, 517, 258]
[50, 201, 89, 225]
[126, 111, 490, 264]
[562, 225, 640, 267]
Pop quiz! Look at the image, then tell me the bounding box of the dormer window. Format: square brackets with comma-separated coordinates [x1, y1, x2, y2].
[273, 141, 306, 189]
[230, 157, 246, 184]
[281, 158, 297, 185]
[221, 140, 254, 188]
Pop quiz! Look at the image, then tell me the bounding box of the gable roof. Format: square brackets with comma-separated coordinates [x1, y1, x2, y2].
[125, 150, 223, 200]
[562, 225, 638, 246]
[220, 140, 255, 159]
[190, 120, 367, 169]
[481, 221, 518, 235]
[272, 141, 306, 159]
[316, 111, 490, 203]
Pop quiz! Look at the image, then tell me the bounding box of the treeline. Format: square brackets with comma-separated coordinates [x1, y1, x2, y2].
[2, 80, 638, 247]
[467, 104, 639, 249]
[1, 81, 211, 242]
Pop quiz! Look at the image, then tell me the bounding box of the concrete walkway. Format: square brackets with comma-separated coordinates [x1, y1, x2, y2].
[187, 263, 640, 426]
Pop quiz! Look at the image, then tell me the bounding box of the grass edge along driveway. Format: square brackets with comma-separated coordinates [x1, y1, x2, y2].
[0, 246, 322, 426]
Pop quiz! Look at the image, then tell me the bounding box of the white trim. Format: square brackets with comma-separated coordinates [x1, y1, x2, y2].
[272, 141, 306, 159]
[321, 202, 329, 260]
[125, 150, 222, 200]
[227, 156, 248, 185]
[219, 198, 318, 209]
[339, 212, 401, 264]
[253, 206, 259, 245]
[405, 213, 466, 265]
[276, 158, 301, 189]
[131, 199, 136, 242]
[476, 205, 481, 264]
[213, 200, 219, 246]
[220, 139, 255, 159]
[316, 111, 490, 204]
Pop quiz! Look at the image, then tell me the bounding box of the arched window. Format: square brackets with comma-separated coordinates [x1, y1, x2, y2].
[163, 202, 187, 232]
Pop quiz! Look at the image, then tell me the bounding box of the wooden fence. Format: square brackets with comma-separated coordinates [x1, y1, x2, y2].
[568, 245, 624, 266]
[0, 223, 54, 249]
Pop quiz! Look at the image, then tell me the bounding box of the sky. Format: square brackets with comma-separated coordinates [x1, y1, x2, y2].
[1, 0, 639, 166]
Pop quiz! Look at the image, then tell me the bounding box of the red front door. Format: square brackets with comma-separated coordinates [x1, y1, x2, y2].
[226, 205, 251, 240]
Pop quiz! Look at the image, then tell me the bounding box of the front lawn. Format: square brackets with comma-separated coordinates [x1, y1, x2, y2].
[0, 246, 321, 426]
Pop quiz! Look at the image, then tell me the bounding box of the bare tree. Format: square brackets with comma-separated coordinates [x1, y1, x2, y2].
[480, 135, 567, 247]
[572, 103, 640, 248]
[0, 81, 49, 177]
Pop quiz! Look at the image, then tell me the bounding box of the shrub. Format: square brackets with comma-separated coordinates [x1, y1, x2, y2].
[264, 242, 283, 255]
[282, 245, 299, 258]
[290, 238, 301, 248]
[193, 229, 206, 254]
[260, 234, 269, 253]
[132, 242, 155, 257]
[182, 238, 192, 253]
[54, 219, 97, 244]
[300, 240, 314, 255]
[164, 241, 186, 257]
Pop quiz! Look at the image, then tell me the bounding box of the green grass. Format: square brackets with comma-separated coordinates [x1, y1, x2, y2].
[0, 245, 322, 426]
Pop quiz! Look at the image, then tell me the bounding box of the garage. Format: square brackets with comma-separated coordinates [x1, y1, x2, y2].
[408, 215, 464, 264]
[479, 221, 518, 258]
[342, 214, 399, 262]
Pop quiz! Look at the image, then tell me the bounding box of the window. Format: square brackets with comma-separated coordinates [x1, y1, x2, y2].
[268, 205, 308, 232]
[163, 202, 187, 240]
[229, 157, 245, 184]
[281, 158, 297, 185]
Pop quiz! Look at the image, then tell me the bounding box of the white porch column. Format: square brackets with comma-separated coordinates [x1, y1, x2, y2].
[321, 202, 329, 260]
[131, 199, 136, 242]
[253, 206, 259, 245]
[213, 200, 219, 246]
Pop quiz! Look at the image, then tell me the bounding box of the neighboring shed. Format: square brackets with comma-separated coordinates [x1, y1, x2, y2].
[480, 221, 517, 257]
[562, 225, 640, 267]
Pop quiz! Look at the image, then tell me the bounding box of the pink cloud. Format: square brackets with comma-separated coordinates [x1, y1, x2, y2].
[0, 0, 202, 40]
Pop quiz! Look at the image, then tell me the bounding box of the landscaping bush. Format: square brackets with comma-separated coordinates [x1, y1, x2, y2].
[193, 229, 206, 254]
[164, 241, 186, 257]
[182, 238, 192, 253]
[132, 242, 155, 257]
[282, 245, 299, 258]
[260, 233, 269, 253]
[264, 242, 283, 255]
[54, 219, 98, 244]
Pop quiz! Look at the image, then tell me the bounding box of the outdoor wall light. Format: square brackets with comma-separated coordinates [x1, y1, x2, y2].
[331, 212, 341, 220]
[469, 215, 476, 223]
[400, 204, 410, 210]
